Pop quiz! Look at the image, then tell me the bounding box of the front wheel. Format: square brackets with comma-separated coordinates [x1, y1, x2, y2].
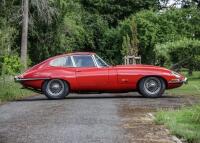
[138, 77, 166, 98]
[42, 79, 69, 99]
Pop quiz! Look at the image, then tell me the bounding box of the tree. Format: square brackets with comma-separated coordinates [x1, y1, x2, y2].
[1, 0, 200, 72]
[121, 18, 139, 56]
[80, 0, 160, 26]
[20, 0, 57, 70]
[20, 0, 29, 70]
[134, 10, 158, 64]
[155, 38, 200, 75]
[130, 7, 200, 64]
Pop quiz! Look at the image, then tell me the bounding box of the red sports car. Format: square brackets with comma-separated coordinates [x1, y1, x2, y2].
[15, 52, 187, 99]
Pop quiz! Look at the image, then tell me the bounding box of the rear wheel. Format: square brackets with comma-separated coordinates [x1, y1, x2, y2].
[42, 79, 69, 99]
[138, 77, 165, 98]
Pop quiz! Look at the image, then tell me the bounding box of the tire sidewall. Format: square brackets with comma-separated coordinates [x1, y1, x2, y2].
[42, 79, 69, 99]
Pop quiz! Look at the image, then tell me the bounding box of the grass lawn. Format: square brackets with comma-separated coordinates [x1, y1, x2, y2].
[155, 106, 200, 143]
[0, 76, 33, 103]
[156, 71, 200, 143]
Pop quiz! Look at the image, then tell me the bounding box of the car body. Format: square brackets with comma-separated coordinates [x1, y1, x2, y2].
[15, 52, 187, 99]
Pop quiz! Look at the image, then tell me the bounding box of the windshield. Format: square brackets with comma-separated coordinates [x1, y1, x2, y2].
[94, 55, 109, 67]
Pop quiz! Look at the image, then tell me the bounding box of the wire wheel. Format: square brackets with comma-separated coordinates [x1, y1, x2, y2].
[46, 79, 65, 97]
[143, 77, 161, 95]
[138, 77, 165, 98]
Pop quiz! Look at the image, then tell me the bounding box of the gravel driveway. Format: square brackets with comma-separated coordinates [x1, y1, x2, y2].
[0, 93, 199, 143]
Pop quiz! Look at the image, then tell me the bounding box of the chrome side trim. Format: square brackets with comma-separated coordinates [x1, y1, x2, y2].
[70, 56, 76, 67]
[95, 54, 109, 67]
[92, 54, 99, 67]
[14, 76, 49, 82]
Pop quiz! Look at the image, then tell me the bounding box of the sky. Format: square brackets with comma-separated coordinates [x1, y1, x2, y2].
[163, 0, 182, 8]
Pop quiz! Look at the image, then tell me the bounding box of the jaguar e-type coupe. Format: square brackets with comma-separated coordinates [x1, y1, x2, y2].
[15, 52, 187, 99]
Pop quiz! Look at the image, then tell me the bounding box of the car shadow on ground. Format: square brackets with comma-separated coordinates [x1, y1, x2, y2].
[15, 94, 180, 102]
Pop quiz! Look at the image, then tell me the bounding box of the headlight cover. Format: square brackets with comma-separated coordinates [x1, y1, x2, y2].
[171, 71, 181, 78]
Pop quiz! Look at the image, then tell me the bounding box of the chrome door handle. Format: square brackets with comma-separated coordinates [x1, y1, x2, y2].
[121, 79, 128, 82]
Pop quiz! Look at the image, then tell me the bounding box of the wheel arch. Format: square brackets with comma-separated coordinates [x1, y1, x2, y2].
[41, 78, 71, 92]
[136, 75, 168, 90]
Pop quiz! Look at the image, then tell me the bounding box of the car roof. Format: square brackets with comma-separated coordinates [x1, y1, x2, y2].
[46, 52, 95, 62]
[66, 52, 95, 56]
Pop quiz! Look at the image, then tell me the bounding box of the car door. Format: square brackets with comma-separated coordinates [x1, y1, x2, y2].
[73, 55, 109, 91]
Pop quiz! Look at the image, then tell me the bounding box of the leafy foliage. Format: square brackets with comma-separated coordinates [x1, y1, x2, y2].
[133, 7, 200, 64]
[1, 55, 22, 75]
[80, 0, 160, 26]
[0, 0, 200, 74]
[0, 19, 17, 56]
[155, 38, 200, 74]
[121, 18, 139, 56]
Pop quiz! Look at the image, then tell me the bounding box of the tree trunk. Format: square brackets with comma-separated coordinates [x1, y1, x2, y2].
[188, 66, 193, 76]
[20, 0, 29, 70]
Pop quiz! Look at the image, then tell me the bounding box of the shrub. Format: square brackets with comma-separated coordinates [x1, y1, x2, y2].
[155, 38, 200, 74]
[1, 54, 22, 75]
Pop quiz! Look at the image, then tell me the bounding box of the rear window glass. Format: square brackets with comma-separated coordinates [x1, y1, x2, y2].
[50, 56, 73, 67]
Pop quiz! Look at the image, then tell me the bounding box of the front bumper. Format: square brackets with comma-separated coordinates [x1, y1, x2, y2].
[182, 77, 188, 84]
[168, 77, 188, 84]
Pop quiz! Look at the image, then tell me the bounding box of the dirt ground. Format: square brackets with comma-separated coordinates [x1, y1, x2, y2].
[0, 93, 199, 143]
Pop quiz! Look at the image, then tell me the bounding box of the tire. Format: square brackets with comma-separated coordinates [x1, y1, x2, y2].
[138, 77, 165, 98]
[42, 79, 69, 99]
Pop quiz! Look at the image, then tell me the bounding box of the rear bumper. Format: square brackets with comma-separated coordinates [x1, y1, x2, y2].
[14, 76, 49, 82]
[14, 76, 24, 82]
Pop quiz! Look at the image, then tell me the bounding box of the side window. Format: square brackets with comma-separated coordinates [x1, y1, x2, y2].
[65, 56, 73, 67]
[50, 56, 73, 67]
[73, 55, 95, 67]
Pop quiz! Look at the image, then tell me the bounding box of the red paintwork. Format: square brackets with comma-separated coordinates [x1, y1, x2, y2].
[17, 52, 185, 92]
